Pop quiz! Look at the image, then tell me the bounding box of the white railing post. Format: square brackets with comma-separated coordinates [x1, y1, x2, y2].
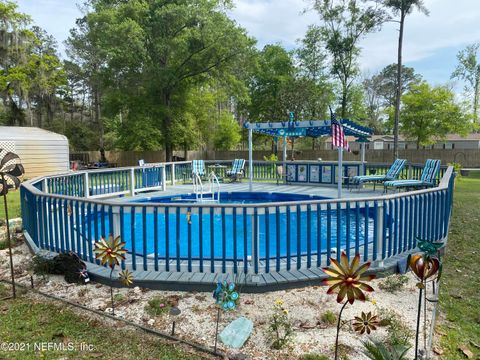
[162, 165, 167, 191]
[171, 163, 176, 185]
[43, 178, 48, 193]
[112, 206, 121, 238]
[130, 168, 135, 196]
[84, 172, 89, 198]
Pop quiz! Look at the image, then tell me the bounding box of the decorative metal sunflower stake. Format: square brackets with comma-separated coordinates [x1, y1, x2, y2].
[94, 235, 128, 315]
[212, 281, 239, 352]
[408, 253, 441, 359]
[322, 252, 375, 360]
[0, 149, 25, 299]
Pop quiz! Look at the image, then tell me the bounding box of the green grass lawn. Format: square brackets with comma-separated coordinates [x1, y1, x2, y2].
[438, 171, 480, 358]
[0, 285, 205, 360]
[0, 190, 21, 220]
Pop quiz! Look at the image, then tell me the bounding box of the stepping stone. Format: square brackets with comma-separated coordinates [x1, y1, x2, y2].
[219, 317, 253, 349]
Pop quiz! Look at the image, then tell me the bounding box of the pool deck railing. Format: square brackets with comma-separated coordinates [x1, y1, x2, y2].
[20, 161, 455, 292]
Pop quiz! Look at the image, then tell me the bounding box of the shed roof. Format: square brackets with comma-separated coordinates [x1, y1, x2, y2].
[0, 126, 68, 142]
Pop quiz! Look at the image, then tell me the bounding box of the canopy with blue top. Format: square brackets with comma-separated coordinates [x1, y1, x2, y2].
[243, 117, 374, 197]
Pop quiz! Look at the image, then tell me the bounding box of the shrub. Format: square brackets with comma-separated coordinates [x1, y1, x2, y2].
[29, 255, 55, 278]
[266, 299, 294, 350]
[448, 162, 462, 175]
[114, 293, 125, 302]
[378, 275, 409, 293]
[362, 340, 410, 360]
[0, 236, 16, 250]
[145, 297, 171, 316]
[263, 154, 278, 162]
[320, 310, 337, 325]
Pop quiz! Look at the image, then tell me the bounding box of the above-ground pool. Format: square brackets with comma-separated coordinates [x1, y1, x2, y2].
[133, 191, 327, 204]
[85, 192, 375, 262]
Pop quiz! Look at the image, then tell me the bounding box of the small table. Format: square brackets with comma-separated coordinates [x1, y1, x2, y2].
[208, 164, 227, 182]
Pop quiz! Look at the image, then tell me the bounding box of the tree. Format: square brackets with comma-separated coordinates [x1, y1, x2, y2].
[373, 63, 421, 107]
[362, 64, 421, 133]
[0, 1, 34, 125]
[72, 0, 255, 161]
[213, 112, 241, 150]
[383, 0, 428, 158]
[399, 82, 471, 146]
[249, 44, 295, 122]
[313, 0, 384, 118]
[296, 26, 335, 120]
[451, 43, 480, 123]
[0, 2, 66, 128]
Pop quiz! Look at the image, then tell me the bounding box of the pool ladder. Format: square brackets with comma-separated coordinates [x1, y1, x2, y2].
[193, 171, 220, 203]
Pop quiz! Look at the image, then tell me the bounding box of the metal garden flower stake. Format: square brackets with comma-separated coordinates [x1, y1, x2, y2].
[0, 149, 25, 299]
[94, 235, 128, 315]
[409, 253, 441, 359]
[322, 252, 375, 360]
[212, 281, 239, 352]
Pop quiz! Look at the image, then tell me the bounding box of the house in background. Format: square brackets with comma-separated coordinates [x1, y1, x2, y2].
[323, 134, 480, 151]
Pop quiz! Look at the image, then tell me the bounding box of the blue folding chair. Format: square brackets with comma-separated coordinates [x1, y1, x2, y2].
[226, 159, 245, 182]
[191, 160, 206, 178]
[384, 159, 441, 192]
[352, 159, 407, 190]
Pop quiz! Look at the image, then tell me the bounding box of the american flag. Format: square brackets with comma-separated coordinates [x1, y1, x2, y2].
[330, 107, 350, 152]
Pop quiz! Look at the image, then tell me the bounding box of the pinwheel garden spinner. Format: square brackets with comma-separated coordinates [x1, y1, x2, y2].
[212, 281, 239, 351]
[0, 149, 25, 299]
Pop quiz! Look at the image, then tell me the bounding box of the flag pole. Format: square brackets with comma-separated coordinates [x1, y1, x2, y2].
[337, 146, 343, 198]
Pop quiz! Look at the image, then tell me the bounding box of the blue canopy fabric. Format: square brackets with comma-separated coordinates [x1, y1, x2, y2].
[244, 119, 373, 140]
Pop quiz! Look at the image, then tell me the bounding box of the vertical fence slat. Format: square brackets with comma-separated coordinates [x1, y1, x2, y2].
[153, 206, 159, 272]
[276, 206, 281, 272]
[188, 206, 193, 273]
[232, 207, 237, 274]
[306, 204, 311, 269]
[176, 207, 181, 272]
[296, 205, 301, 269]
[327, 203, 332, 265]
[286, 206, 291, 270]
[143, 206, 148, 271]
[131, 206, 136, 271]
[199, 207, 203, 273]
[265, 207, 270, 273]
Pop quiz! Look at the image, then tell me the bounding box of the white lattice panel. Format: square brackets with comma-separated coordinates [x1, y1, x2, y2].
[0, 141, 15, 154]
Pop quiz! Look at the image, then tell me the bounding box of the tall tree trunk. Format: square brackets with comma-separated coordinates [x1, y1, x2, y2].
[94, 87, 106, 163]
[393, 10, 405, 160]
[163, 92, 173, 162]
[341, 82, 348, 119]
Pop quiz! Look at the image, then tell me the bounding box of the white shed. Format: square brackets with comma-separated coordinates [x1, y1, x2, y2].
[0, 126, 69, 178]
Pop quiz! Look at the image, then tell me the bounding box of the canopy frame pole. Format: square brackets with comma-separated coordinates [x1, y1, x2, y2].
[282, 135, 287, 184]
[248, 128, 253, 192]
[337, 147, 343, 198]
[361, 142, 366, 176]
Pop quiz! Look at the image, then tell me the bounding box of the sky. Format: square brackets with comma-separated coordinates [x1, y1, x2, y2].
[15, 0, 480, 88]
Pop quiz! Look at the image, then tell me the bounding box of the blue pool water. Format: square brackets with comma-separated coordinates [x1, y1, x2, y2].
[133, 192, 327, 204]
[86, 192, 374, 260]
